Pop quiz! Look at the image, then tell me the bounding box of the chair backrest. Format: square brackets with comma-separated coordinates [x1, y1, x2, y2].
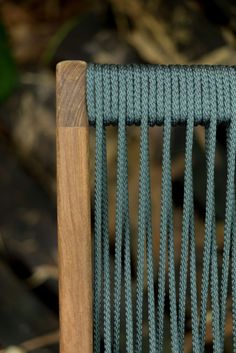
[56, 61, 236, 353]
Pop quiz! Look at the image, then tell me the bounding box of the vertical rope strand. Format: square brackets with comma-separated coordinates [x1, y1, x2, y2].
[189, 205, 200, 353]
[102, 69, 112, 353]
[209, 67, 221, 353]
[167, 208, 180, 353]
[135, 65, 145, 353]
[189, 68, 200, 353]
[199, 68, 217, 352]
[178, 67, 195, 352]
[142, 67, 156, 353]
[123, 166, 134, 353]
[167, 67, 179, 353]
[119, 67, 134, 353]
[93, 65, 104, 353]
[135, 65, 157, 353]
[102, 134, 112, 352]
[156, 66, 172, 352]
[231, 203, 236, 352]
[220, 67, 236, 349]
[113, 66, 125, 353]
[210, 219, 221, 352]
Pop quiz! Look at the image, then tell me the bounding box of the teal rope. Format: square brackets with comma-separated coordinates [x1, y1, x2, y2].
[113, 66, 134, 352]
[102, 132, 112, 352]
[120, 69, 134, 353]
[220, 67, 236, 349]
[87, 64, 236, 353]
[87, 64, 236, 126]
[210, 219, 221, 352]
[134, 66, 145, 353]
[93, 65, 104, 353]
[198, 72, 217, 352]
[208, 67, 221, 352]
[138, 66, 156, 353]
[165, 67, 179, 353]
[101, 77, 112, 351]
[113, 65, 123, 353]
[135, 65, 156, 353]
[178, 67, 197, 352]
[156, 67, 172, 353]
[231, 203, 236, 352]
[189, 68, 201, 353]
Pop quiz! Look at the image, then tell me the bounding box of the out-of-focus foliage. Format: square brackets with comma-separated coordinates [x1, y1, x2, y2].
[0, 23, 18, 103]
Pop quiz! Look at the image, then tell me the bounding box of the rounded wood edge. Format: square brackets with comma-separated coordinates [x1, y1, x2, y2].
[56, 60, 88, 127]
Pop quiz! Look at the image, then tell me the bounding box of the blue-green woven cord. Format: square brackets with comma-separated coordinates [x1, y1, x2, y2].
[231, 203, 236, 352]
[156, 66, 179, 353]
[135, 66, 156, 353]
[177, 67, 198, 352]
[220, 68, 236, 350]
[86, 64, 236, 352]
[113, 65, 134, 353]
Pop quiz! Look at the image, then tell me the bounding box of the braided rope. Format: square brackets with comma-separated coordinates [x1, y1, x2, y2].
[88, 64, 236, 352]
[198, 68, 217, 352]
[219, 67, 236, 350]
[93, 65, 104, 353]
[165, 67, 179, 353]
[87, 64, 236, 126]
[178, 67, 196, 352]
[231, 203, 236, 352]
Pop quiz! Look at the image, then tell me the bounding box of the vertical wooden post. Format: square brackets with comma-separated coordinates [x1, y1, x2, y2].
[56, 61, 92, 353]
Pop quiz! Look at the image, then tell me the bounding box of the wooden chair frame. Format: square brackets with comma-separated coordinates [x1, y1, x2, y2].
[56, 61, 93, 353]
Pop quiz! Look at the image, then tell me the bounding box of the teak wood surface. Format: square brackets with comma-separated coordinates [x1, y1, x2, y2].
[56, 61, 93, 353]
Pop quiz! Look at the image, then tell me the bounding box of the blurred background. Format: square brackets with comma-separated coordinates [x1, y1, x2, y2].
[1, 0, 236, 352]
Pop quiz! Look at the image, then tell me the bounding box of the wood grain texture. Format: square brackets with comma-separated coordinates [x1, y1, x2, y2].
[56, 60, 88, 127]
[56, 60, 92, 353]
[57, 127, 92, 353]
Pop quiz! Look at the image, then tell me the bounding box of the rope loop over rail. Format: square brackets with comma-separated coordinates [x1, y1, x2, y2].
[86, 64, 236, 126]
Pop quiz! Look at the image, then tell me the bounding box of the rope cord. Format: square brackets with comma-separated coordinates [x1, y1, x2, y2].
[87, 64, 236, 126]
[87, 64, 236, 352]
[178, 67, 196, 352]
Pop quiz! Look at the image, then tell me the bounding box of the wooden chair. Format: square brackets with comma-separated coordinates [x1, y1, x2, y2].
[56, 61, 236, 353]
